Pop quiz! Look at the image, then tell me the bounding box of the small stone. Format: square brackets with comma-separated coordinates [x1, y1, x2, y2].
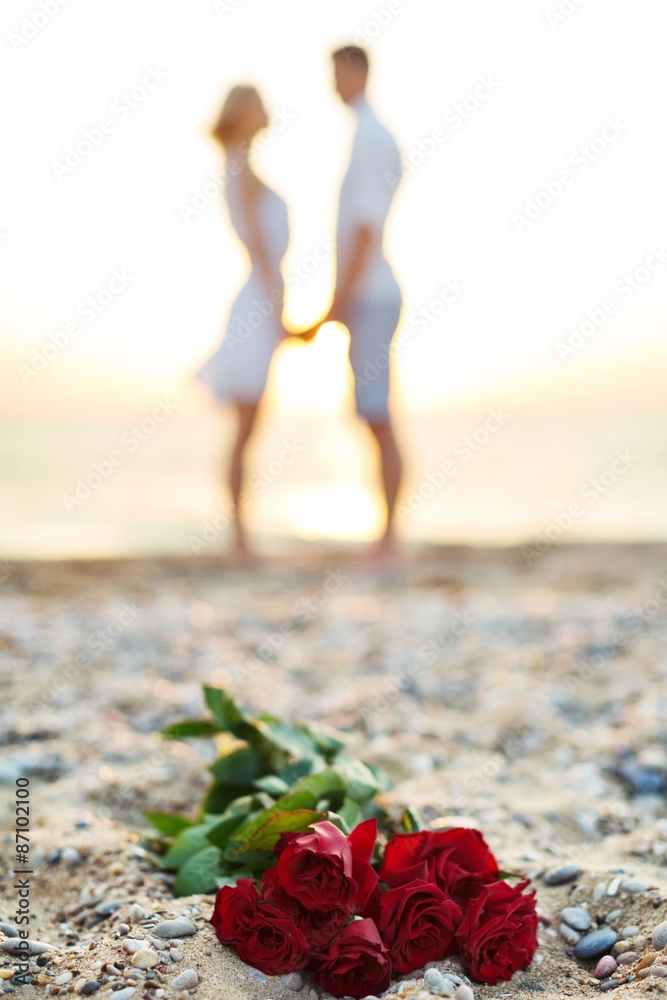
[611, 940, 632, 957]
[606, 877, 621, 896]
[561, 907, 592, 932]
[132, 950, 160, 970]
[639, 966, 667, 979]
[621, 925, 639, 938]
[574, 928, 618, 960]
[152, 940, 166, 952]
[152, 921, 196, 940]
[652, 922, 667, 949]
[129, 906, 145, 924]
[0, 972, 14, 981]
[594, 956, 618, 979]
[105, 965, 122, 977]
[593, 882, 608, 901]
[638, 952, 661, 971]
[606, 910, 623, 925]
[55, 973, 73, 985]
[0, 924, 18, 938]
[424, 968, 445, 993]
[95, 902, 121, 917]
[616, 951, 638, 965]
[169, 951, 182, 963]
[123, 940, 149, 954]
[81, 984, 100, 996]
[599, 982, 618, 992]
[622, 881, 648, 894]
[543, 863, 582, 886]
[280, 972, 303, 991]
[110, 990, 135, 1000]
[170, 971, 198, 992]
[60, 848, 83, 868]
[559, 923, 581, 945]
[1, 939, 53, 956]
[454, 987, 474, 1000]
[247, 969, 268, 982]
[118, 925, 130, 936]
[633, 935, 647, 948]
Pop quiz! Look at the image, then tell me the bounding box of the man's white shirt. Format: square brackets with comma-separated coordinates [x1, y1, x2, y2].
[337, 96, 402, 306]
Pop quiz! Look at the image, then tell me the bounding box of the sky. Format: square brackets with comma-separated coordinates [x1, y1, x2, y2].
[1, 0, 666, 420]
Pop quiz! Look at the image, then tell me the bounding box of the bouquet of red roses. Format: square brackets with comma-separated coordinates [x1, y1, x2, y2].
[211, 819, 538, 999]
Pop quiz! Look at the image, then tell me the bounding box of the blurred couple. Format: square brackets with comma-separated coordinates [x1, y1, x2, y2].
[196, 46, 404, 565]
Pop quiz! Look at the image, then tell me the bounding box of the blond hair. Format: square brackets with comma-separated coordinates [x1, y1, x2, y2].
[211, 85, 261, 146]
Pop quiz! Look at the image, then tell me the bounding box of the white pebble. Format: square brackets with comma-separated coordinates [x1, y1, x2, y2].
[169, 950, 182, 962]
[123, 939, 149, 954]
[129, 904, 145, 923]
[55, 973, 73, 985]
[454, 987, 474, 1000]
[593, 882, 608, 901]
[606, 877, 621, 896]
[170, 970, 198, 991]
[131, 949, 160, 969]
[280, 972, 303, 990]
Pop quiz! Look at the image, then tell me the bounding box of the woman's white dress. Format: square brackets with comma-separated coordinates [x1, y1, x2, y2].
[195, 163, 289, 403]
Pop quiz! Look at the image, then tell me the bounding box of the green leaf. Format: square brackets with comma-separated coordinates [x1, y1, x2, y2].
[253, 774, 289, 797]
[203, 781, 253, 815]
[203, 686, 256, 740]
[279, 757, 325, 785]
[302, 719, 349, 758]
[210, 747, 266, 786]
[231, 809, 325, 854]
[144, 811, 193, 837]
[338, 797, 363, 830]
[173, 846, 224, 897]
[254, 718, 319, 759]
[336, 760, 381, 802]
[206, 813, 248, 850]
[325, 811, 351, 835]
[162, 719, 221, 740]
[162, 820, 219, 869]
[401, 806, 423, 833]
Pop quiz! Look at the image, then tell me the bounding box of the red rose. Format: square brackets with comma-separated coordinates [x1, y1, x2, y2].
[274, 819, 379, 914]
[211, 878, 311, 975]
[310, 918, 393, 999]
[378, 879, 462, 974]
[456, 879, 538, 984]
[261, 865, 350, 951]
[381, 827, 499, 904]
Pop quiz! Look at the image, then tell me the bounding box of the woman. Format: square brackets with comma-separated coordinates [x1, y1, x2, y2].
[195, 86, 291, 560]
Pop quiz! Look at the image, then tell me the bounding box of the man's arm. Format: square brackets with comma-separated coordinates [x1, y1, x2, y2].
[327, 224, 374, 323]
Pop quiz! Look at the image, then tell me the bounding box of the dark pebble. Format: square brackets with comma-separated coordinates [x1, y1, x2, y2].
[81, 983, 100, 996]
[543, 863, 582, 886]
[574, 928, 618, 960]
[36, 956, 50, 967]
[599, 982, 619, 992]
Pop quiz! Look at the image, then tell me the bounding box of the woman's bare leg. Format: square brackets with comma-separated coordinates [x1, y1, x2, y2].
[228, 401, 259, 556]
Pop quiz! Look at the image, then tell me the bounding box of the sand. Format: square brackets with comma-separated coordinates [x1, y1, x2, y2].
[2, 542, 667, 999]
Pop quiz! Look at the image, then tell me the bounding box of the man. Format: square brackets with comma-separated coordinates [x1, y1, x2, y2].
[324, 45, 404, 561]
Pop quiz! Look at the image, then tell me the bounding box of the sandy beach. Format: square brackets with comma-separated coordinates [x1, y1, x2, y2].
[2, 542, 667, 999]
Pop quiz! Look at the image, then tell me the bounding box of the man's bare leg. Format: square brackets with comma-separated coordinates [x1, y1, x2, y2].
[228, 401, 259, 559]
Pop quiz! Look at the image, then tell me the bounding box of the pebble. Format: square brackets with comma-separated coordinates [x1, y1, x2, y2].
[425, 969, 445, 992]
[152, 921, 196, 940]
[169, 950, 182, 963]
[593, 882, 609, 901]
[60, 848, 83, 868]
[118, 925, 130, 936]
[599, 982, 618, 992]
[55, 973, 73, 985]
[95, 902, 121, 917]
[606, 910, 623, 925]
[574, 928, 618, 960]
[621, 925, 640, 938]
[612, 940, 633, 957]
[132, 950, 160, 970]
[639, 967, 667, 979]
[106, 965, 123, 977]
[81, 984, 100, 995]
[617, 952, 638, 965]
[594, 956, 618, 979]
[1, 939, 53, 956]
[123, 940, 149, 954]
[110, 990, 136, 1000]
[543, 863, 582, 886]
[606, 878, 621, 896]
[170, 971, 198, 992]
[559, 923, 581, 945]
[622, 881, 648, 894]
[280, 972, 303, 991]
[653, 922, 667, 949]
[129, 905, 145, 923]
[0, 924, 18, 938]
[638, 953, 661, 971]
[561, 907, 592, 932]
[152, 940, 167, 952]
[454, 988, 474, 1000]
[0, 972, 14, 982]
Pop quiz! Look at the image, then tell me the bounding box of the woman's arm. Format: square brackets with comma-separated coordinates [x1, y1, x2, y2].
[237, 168, 284, 318]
